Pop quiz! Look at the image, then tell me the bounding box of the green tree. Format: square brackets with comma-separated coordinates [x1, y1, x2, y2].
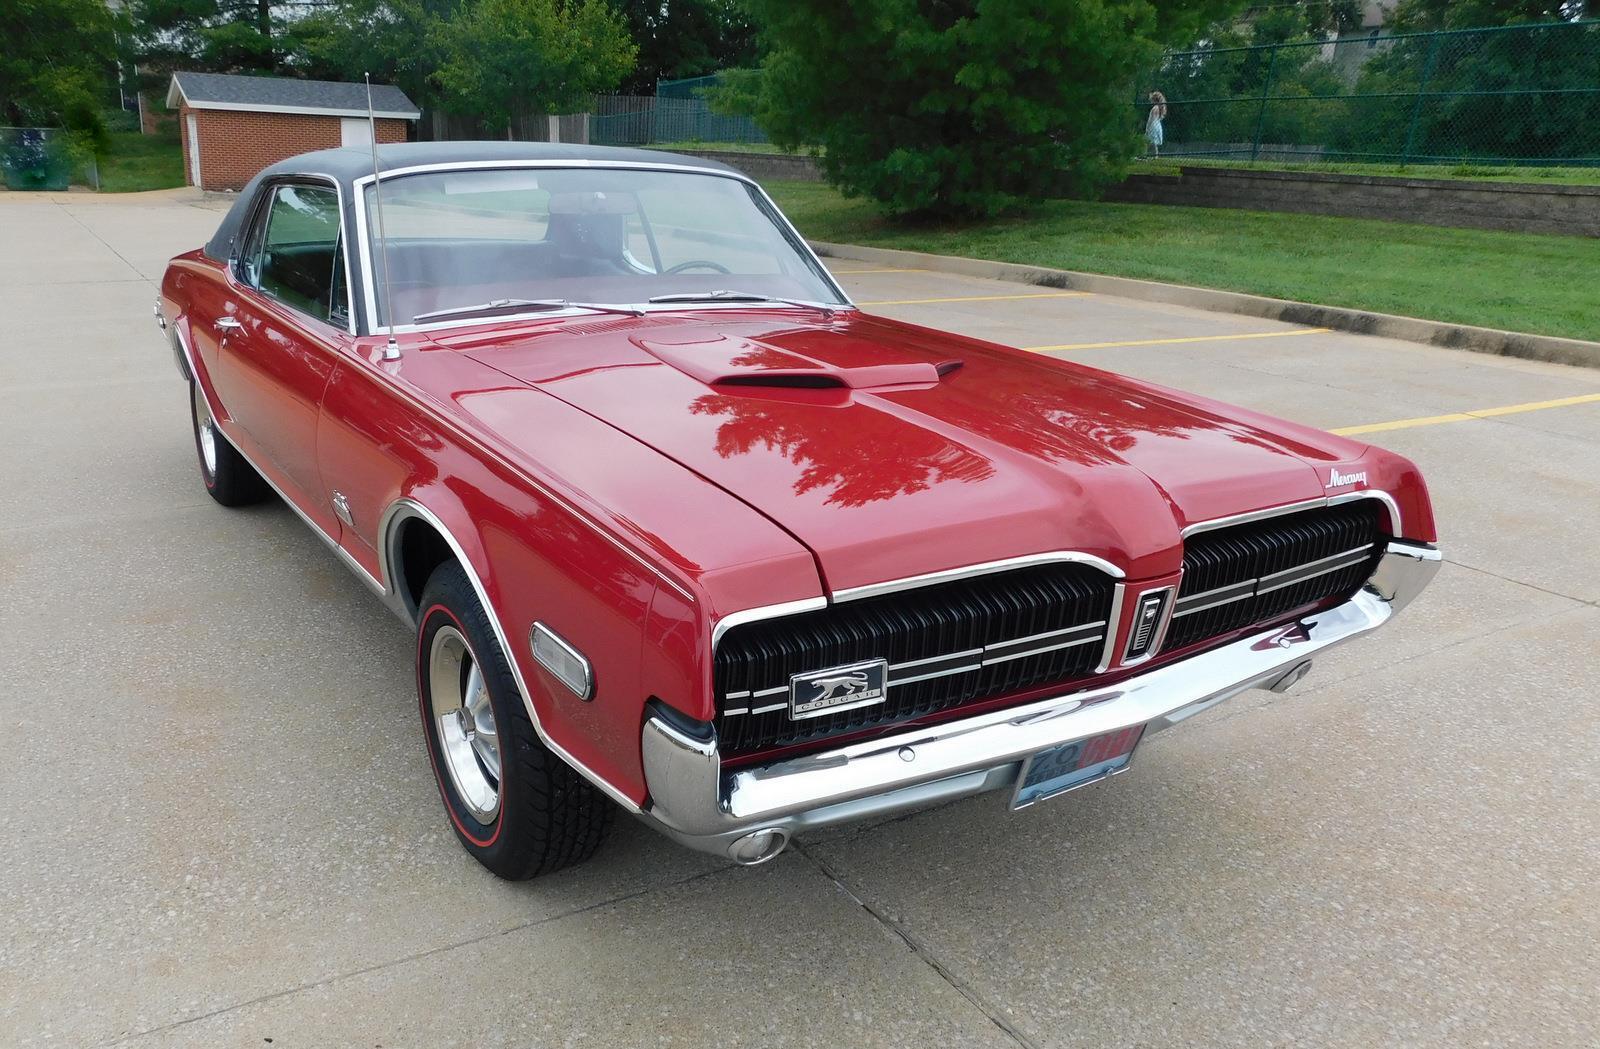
[130, 0, 301, 81]
[294, 0, 460, 113]
[746, 0, 1244, 218]
[1388, 0, 1588, 29]
[615, 0, 758, 93]
[438, 0, 636, 133]
[0, 0, 122, 138]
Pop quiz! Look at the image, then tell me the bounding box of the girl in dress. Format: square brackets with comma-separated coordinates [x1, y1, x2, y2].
[1146, 91, 1167, 156]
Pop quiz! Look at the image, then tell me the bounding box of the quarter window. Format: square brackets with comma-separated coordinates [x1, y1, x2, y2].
[245, 183, 349, 327]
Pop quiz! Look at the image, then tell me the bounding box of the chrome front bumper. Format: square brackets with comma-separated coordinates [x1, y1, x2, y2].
[640, 539, 1441, 863]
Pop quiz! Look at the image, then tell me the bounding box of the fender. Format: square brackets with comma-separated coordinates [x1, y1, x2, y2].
[176, 304, 641, 808]
[377, 494, 644, 813]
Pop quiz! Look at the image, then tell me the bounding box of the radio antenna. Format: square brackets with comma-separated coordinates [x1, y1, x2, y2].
[365, 73, 401, 362]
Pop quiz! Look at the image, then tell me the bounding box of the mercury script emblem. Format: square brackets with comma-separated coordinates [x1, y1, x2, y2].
[789, 659, 889, 720]
[1328, 467, 1368, 488]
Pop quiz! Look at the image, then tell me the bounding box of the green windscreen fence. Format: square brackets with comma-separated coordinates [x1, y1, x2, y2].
[591, 73, 767, 146]
[1137, 20, 1600, 167]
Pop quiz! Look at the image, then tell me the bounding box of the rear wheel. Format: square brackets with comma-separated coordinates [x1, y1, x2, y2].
[190, 380, 267, 506]
[416, 560, 614, 879]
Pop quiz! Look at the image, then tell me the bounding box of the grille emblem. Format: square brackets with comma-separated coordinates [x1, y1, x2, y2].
[789, 659, 888, 720]
[1124, 590, 1171, 661]
[1328, 467, 1368, 488]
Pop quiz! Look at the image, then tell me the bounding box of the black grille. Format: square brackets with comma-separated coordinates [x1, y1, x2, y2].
[715, 563, 1116, 756]
[1166, 501, 1386, 652]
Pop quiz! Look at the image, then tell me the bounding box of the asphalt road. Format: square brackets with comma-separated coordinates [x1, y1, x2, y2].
[2, 188, 1597, 1049]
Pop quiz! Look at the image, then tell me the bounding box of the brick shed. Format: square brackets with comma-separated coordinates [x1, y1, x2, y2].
[166, 72, 420, 192]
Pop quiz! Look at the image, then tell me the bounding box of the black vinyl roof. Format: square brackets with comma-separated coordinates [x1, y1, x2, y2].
[168, 72, 420, 118]
[202, 140, 746, 268]
[251, 140, 738, 184]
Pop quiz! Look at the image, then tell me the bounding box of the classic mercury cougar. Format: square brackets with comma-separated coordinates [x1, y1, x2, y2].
[156, 142, 1440, 878]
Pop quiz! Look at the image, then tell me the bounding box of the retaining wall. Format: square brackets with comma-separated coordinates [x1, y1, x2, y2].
[660, 148, 823, 183]
[1104, 166, 1600, 237]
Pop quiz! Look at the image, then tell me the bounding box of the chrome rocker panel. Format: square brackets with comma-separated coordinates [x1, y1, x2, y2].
[640, 539, 1441, 862]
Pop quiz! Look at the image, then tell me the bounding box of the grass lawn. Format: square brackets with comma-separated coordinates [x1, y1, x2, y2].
[1144, 157, 1600, 187]
[767, 180, 1598, 343]
[96, 130, 184, 192]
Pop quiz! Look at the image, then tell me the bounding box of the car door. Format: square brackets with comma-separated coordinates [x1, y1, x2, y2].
[214, 179, 354, 537]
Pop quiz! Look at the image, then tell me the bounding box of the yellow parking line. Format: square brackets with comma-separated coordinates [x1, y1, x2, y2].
[1027, 328, 1330, 352]
[1331, 392, 1600, 435]
[859, 291, 1090, 306]
[831, 267, 928, 274]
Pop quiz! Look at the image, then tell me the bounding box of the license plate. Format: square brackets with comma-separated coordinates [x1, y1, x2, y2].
[1010, 724, 1146, 809]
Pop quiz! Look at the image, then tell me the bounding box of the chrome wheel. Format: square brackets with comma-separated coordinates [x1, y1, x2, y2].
[428, 625, 502, 823]
[192, 384, 218, 477]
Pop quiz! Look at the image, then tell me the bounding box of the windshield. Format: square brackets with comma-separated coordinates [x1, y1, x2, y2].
[362, 167, 846, 327]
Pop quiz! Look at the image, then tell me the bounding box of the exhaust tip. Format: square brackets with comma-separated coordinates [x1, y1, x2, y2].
[1270, 660, 1313, 693]
[728, 828, 789, 866]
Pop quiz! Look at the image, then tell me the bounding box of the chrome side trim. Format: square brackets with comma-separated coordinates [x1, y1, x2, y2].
[200, 394, 387, 599]
[640, 540, 1442, 855]
[171, 324, 203, 391]
[378, 497, 641, 813]
[710, 597, 829, 650]
[1181, 490, 1403, 539]
[175, 322, 370, 598]
[830, 551, 1123, 604]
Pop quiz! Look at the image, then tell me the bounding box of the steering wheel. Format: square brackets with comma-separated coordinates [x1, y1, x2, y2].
[662, 259, 732, 275]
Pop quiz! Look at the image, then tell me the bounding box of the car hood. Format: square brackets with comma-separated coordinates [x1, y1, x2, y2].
[443, 311, 1370, 590]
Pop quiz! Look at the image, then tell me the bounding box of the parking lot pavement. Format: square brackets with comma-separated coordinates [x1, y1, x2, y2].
[1, 191, 1595, 1048]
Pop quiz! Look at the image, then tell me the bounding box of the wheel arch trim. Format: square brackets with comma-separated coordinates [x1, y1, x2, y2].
[378, 495, 643, 814]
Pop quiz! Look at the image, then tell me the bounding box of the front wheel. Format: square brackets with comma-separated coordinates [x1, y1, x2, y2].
[416, 561, 614, 879]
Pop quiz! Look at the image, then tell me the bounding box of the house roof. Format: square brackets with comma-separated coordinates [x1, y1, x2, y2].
[166, 72, 421, 120]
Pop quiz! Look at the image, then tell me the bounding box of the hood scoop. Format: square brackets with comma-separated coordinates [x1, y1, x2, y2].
[636, 333, 957, 391]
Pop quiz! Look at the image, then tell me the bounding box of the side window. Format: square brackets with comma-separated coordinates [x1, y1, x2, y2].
[246, 183, 348, 326]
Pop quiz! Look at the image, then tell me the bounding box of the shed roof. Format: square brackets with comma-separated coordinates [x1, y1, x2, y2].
[166, 72, 421, 120]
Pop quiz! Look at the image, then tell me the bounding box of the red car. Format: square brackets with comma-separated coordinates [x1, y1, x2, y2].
[156, 143, 1440, 878]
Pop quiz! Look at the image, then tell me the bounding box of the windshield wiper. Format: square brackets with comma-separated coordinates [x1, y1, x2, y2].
[413, 298, 644, 324]
[646, 290, 839, 316]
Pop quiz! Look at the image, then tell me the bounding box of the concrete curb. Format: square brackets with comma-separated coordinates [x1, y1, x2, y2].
[811, 240, 1600, 370]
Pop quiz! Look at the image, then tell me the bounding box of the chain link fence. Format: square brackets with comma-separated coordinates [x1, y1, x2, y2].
[590, 73, 767, 147]
[1138, 20, 1600, 167]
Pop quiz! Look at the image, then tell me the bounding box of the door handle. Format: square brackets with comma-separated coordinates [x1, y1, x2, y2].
[215, 317, 243, 332]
